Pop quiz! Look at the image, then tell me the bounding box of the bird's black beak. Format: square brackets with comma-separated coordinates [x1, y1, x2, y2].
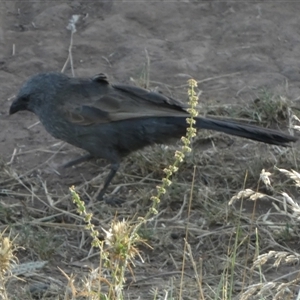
[9, 97, 28, 115]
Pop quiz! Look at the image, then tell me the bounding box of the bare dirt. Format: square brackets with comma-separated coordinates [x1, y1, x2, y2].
[1, 1, 300, 299]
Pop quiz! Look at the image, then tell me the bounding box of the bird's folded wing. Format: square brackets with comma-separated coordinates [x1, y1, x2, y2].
[61, 76, 189, 126]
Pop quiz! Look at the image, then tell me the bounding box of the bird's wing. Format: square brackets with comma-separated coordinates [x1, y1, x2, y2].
[60, 74, 189, 126]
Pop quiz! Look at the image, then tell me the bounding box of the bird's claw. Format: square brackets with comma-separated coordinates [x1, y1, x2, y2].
[102, 196, 125, 206]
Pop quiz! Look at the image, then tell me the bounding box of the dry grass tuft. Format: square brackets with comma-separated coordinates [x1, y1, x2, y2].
[0, 230, 19, 300]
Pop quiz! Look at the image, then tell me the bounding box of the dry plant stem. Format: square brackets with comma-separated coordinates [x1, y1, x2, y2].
[224, 172, 248, 300]
[144, 48, 150, 89]
[179, 166, 204, 300]
[150, 72, 239, 89]
[61, 17, 76, 76]
[240, 170, 253, 292]
[241, 170, 263, 289]
[254, 228, 264, 284]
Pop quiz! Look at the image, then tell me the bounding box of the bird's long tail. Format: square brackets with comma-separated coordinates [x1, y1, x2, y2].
[195, 117, 297, 147]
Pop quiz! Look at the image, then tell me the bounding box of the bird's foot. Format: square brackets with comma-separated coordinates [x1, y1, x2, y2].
[102, 196, 125, 206]
[95, 173, 125, 206]
[96, 190, 124, 206]
[62, 154, 94, 168]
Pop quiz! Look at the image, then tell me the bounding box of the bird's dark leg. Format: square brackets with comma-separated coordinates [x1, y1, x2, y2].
[97, 162, 120, 203]
[62, 154, 94, 168]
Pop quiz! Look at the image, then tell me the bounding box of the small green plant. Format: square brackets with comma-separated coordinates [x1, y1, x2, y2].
[149, 78, 199, 215]
[70, 186, 147, 299]
[252, 90, 291, 124]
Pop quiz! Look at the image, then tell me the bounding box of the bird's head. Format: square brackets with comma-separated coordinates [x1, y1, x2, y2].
[9, 92, 31, 115]
[9, 72, 68, 115]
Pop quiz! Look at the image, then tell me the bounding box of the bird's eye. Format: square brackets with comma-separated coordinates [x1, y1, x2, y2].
[20, 95, 30, 102]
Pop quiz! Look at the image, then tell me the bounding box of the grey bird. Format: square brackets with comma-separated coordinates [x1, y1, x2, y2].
[9, 72, 297, 203]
